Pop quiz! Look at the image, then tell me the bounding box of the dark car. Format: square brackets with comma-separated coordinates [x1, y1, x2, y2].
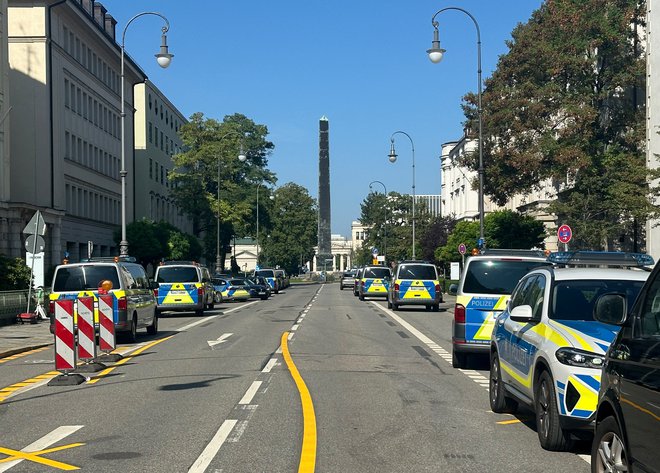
[245, 277, 272, 300]
[591, 263, 660, 473]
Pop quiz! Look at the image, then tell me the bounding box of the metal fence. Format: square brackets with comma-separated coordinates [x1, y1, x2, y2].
[0, 290, 33, 326]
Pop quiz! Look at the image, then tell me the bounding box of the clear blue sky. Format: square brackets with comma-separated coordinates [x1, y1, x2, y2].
[104, 0, 544, 237]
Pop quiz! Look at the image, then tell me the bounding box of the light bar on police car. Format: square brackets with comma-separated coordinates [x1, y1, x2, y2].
[547, 251, 654, 267]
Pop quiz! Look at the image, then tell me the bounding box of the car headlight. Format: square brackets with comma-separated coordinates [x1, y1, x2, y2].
[555, 347, 604, 368]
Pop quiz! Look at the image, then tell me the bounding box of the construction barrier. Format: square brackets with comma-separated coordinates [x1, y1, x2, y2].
[76, 296, 96, 362]
[54, 299, 76, 372]
[98, 295, 116, 353]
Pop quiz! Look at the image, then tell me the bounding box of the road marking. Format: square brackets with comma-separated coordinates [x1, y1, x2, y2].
[238, 381, 262, 405]
[87, 335, 174, 384]
[208, 333, 233, 349]
[188, 420, 238, 473]
[178, 301, 259, 332]
[0, 346, 49, 364]
[262, 358, 277, 373]
[291, 324, 299, 331]
[0, 425, 83, 472]
[497, 419, 522, 425]
[0, 371, 60, 404]
[281, 331, 316, 473]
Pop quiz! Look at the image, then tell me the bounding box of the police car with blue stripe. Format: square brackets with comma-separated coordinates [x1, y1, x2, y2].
[489, 251, 653, 451]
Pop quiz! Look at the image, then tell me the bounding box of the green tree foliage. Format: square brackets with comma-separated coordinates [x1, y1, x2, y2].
[461, 0, 655, 249]
[169, 113, 276, 266]
[436, 211, 546, 262]
[0, 255, 32, 290]
[259, 183, 317, 275]
[418, 216, 456, 264]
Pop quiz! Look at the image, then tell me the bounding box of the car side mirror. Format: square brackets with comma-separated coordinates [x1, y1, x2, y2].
[594, 293, 627, 326]
[510, 305, 533, 322]
[449, 284, 458, 296]
[149, 281, 159, 290]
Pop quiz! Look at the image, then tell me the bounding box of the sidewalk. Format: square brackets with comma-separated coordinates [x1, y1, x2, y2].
[0, 320, 52, 359]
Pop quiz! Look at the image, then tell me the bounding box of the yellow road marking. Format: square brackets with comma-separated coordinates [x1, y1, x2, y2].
[281, 332, 316, 473]
[0, 443, 83, 470]
[621, 397, 660, 422]
[0, 346, 49, 363]
[497, 419, 522, 425]
[87, 335, 174, 384]
[0, 371, 60, 404]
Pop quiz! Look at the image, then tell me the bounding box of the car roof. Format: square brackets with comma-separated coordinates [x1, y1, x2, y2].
[466, 255, 548, 262]
[529, 267, 650, 282]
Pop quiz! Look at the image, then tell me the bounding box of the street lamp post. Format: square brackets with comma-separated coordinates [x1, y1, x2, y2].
[388, 131, 416, 259]
[368, 180, 388, 264]
[215, 132, 246, 274]
[119, 12, 173, 257]
[427, 6, 485, 247]
[255, 184, 274, 268]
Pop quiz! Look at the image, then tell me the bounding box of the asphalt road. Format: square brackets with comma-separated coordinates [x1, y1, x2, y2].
[0, 283, 591, 472]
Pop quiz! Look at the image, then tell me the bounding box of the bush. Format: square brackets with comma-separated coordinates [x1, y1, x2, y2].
[0, 255, 32, 290]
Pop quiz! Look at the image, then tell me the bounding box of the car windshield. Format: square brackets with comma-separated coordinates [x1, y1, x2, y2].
[463, 260, 551, 295]
[397, 264, 436, 280]
[551, 279, 645, 322]
[255, 270, 275, 278]
[343, 272, 355, 277]
[212, 278, 227, 286]
[364, 268, 391, 278]
[156, 267, 199, 283]
[230, 279, 247, 286]
[53, 265, 120, 292]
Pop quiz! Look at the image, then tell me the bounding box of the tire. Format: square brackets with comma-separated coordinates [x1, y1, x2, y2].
[260, 295, 268, 300]
[359, 294, 365, 301]
[146, 310, 158, 335]
[392, 303, 399, 311]
[535, 370, 573, 451]
[489, 352, 517, 413]
[452, 350, 467, 369]
[432, 304, 440, 312]
[425, 305, 432, 311]
[195, 309, 204, 316]
[208, 302, 215, 310]
[387, 298, 392, 309]
[125, 316, 137, 343]
[340, 285, 343, 291]
[592, 416, 628, 473]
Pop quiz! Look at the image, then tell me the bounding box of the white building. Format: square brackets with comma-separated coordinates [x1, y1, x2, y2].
[646, 1, 660, 260]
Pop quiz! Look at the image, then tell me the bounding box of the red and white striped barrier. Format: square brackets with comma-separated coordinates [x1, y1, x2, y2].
[98, 295, 116, 353]
[76, 296, 96, 362]
[54, 299, 76, 372]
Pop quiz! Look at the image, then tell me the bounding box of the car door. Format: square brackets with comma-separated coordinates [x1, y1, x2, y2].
[614, 275, 660, 471]
[498, 275, 537, 387]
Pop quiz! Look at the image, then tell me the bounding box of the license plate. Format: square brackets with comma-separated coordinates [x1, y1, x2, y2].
[372, 283, 382, 287]
[411, 286, 425, 291]
[171, 290, 187, 295]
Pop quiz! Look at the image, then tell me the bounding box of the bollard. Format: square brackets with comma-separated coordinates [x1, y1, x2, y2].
[97, 294, 122, 362]
[74, 297, 105, 372]
[48, 299, 85, 386]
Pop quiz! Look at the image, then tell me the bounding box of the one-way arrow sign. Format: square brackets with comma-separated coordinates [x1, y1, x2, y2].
[207, 333, 233, 348]
[23, 210, 46, 236]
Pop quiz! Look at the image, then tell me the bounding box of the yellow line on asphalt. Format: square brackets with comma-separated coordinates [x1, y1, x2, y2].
[87, 335, 174, 384]
[0, 445, 80, 470]
[497, 419, 522, 425]
[0, 346, 49, 364]
[281, 331, 316, 473]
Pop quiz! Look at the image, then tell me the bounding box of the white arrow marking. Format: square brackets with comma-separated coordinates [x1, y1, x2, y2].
[207, 333, 233, 348]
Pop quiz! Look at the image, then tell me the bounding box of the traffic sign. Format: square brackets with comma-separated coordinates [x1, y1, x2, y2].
[458, 243, 467, 255]
[371, 247, 379, 256]
[22, 210, 46, 236]
[557, 224, 572, 244]
[25, 234, 46, 253]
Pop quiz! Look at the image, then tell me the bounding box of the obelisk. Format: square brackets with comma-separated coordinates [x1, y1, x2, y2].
[318, 116, 332, 271]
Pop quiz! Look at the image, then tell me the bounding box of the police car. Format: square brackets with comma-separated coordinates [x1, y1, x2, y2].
[358, 265, 392, 301]
[387, 261, 442, 311]
[154, 261, 215, 315]
[489, 251, 653, 451]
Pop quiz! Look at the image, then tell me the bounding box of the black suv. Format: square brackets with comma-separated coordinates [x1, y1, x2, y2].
[591, 263, 660, 473]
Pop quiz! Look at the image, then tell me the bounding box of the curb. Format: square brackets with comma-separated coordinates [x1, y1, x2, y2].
[0, 343, 52, 360]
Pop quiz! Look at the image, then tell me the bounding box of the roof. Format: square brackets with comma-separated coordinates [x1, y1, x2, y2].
[534, 267, 650, 282]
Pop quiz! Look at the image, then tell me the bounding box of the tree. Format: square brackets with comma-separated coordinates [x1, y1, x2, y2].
[259, 183, 317, 275]
[418, 216, 456, 264]
[169, 113, 276, 267]
[0, 255, 31, 290]
[461, 0, 656, 249]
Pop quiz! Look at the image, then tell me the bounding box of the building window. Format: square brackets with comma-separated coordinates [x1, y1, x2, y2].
[148, 94, 152, 109]
[63, 26, 69, 51]
[65, 131, 70, 158]
[64, 79, 70, 108]
[149, 122, 153, 143]
[161, 166, 164, 184]
[154, 126, 159, 147]
[160, 131, 164, 151]
[149, 158, 153, 179]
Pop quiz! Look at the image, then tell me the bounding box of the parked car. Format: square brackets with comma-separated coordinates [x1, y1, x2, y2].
[226, 279, 252, 301]
[154, 261, 215, 315]
[49, 256, 158, 342]
[451, 249, 551, 368]
[490, 251, 652, 452]
[254, 268, 279, 294]
[212, 277, 231, 301]
[592, 254, 660, 472]
[353, 267, 364, 296]
[387, 260, 442, 311]
[340, 270, 357, 290]
[358, 265, 392, 300]
[275, 269, 290, 289]
[244, 277, 272, 300]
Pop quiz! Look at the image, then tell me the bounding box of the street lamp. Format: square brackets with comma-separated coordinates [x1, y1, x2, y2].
[255, 184, 274, 268]
[428, 6, 485, 247]
[368, 180, 388, 264]
[388, 131, 416, 259]
[119, 12, 173, 257]
[215, 132, 246, 274]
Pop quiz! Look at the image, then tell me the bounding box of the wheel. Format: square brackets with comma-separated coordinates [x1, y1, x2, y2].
[340, 285, 343, 291]
[387, 298, 392, 309]
[195, 309, 204, 316]
[260, 295, 268, 300]
[146, 310, 158, 335]
[535, 370, 573, 451]
[125, 316, 137, 343]
[392, 303, 399, 311]
[359, 294, 365, 301]
[452, 350, 467, 369]
[489, 352, 517, 413]
[425, 305, 432, 311]
[432, 304, 440, 312]
[592, 416, 628, 473]
[208, 302, 215, 310]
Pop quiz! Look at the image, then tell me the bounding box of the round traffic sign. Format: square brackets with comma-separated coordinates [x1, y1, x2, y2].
[25, 234, 46, 253]
[557, 224, 572, 244]
[371, 247, 379, 256]
[458, 243, 467, 255]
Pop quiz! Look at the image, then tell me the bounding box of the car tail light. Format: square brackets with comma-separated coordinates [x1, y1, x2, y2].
[435, 284, 441, 294]
[454, 303, 466, 324]
[117, 296, 127, 311]
[49, 300, 55, 315]
[361, 280, 365, 287]
[394, 283, 400, 291]
[198, 287, 204, 298]
[153, 288, 159, 297]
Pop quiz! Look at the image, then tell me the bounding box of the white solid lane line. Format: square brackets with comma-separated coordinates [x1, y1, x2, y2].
[0, 425, 84, 473]
[188, 420, 238, 473]
[238, 381, 263, 405]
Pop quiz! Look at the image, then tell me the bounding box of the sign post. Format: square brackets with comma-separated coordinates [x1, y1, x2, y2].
[557, 224, 572, 251]
[458, 243, 467, 269]
[22, 211, 47, 315]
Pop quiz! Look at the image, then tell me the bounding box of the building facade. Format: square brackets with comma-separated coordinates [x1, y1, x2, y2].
[414, 194, 441, 218]
[647, 1, 660, 261]
[133, 80, 191, 232]
[6, 0, 145, 266]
